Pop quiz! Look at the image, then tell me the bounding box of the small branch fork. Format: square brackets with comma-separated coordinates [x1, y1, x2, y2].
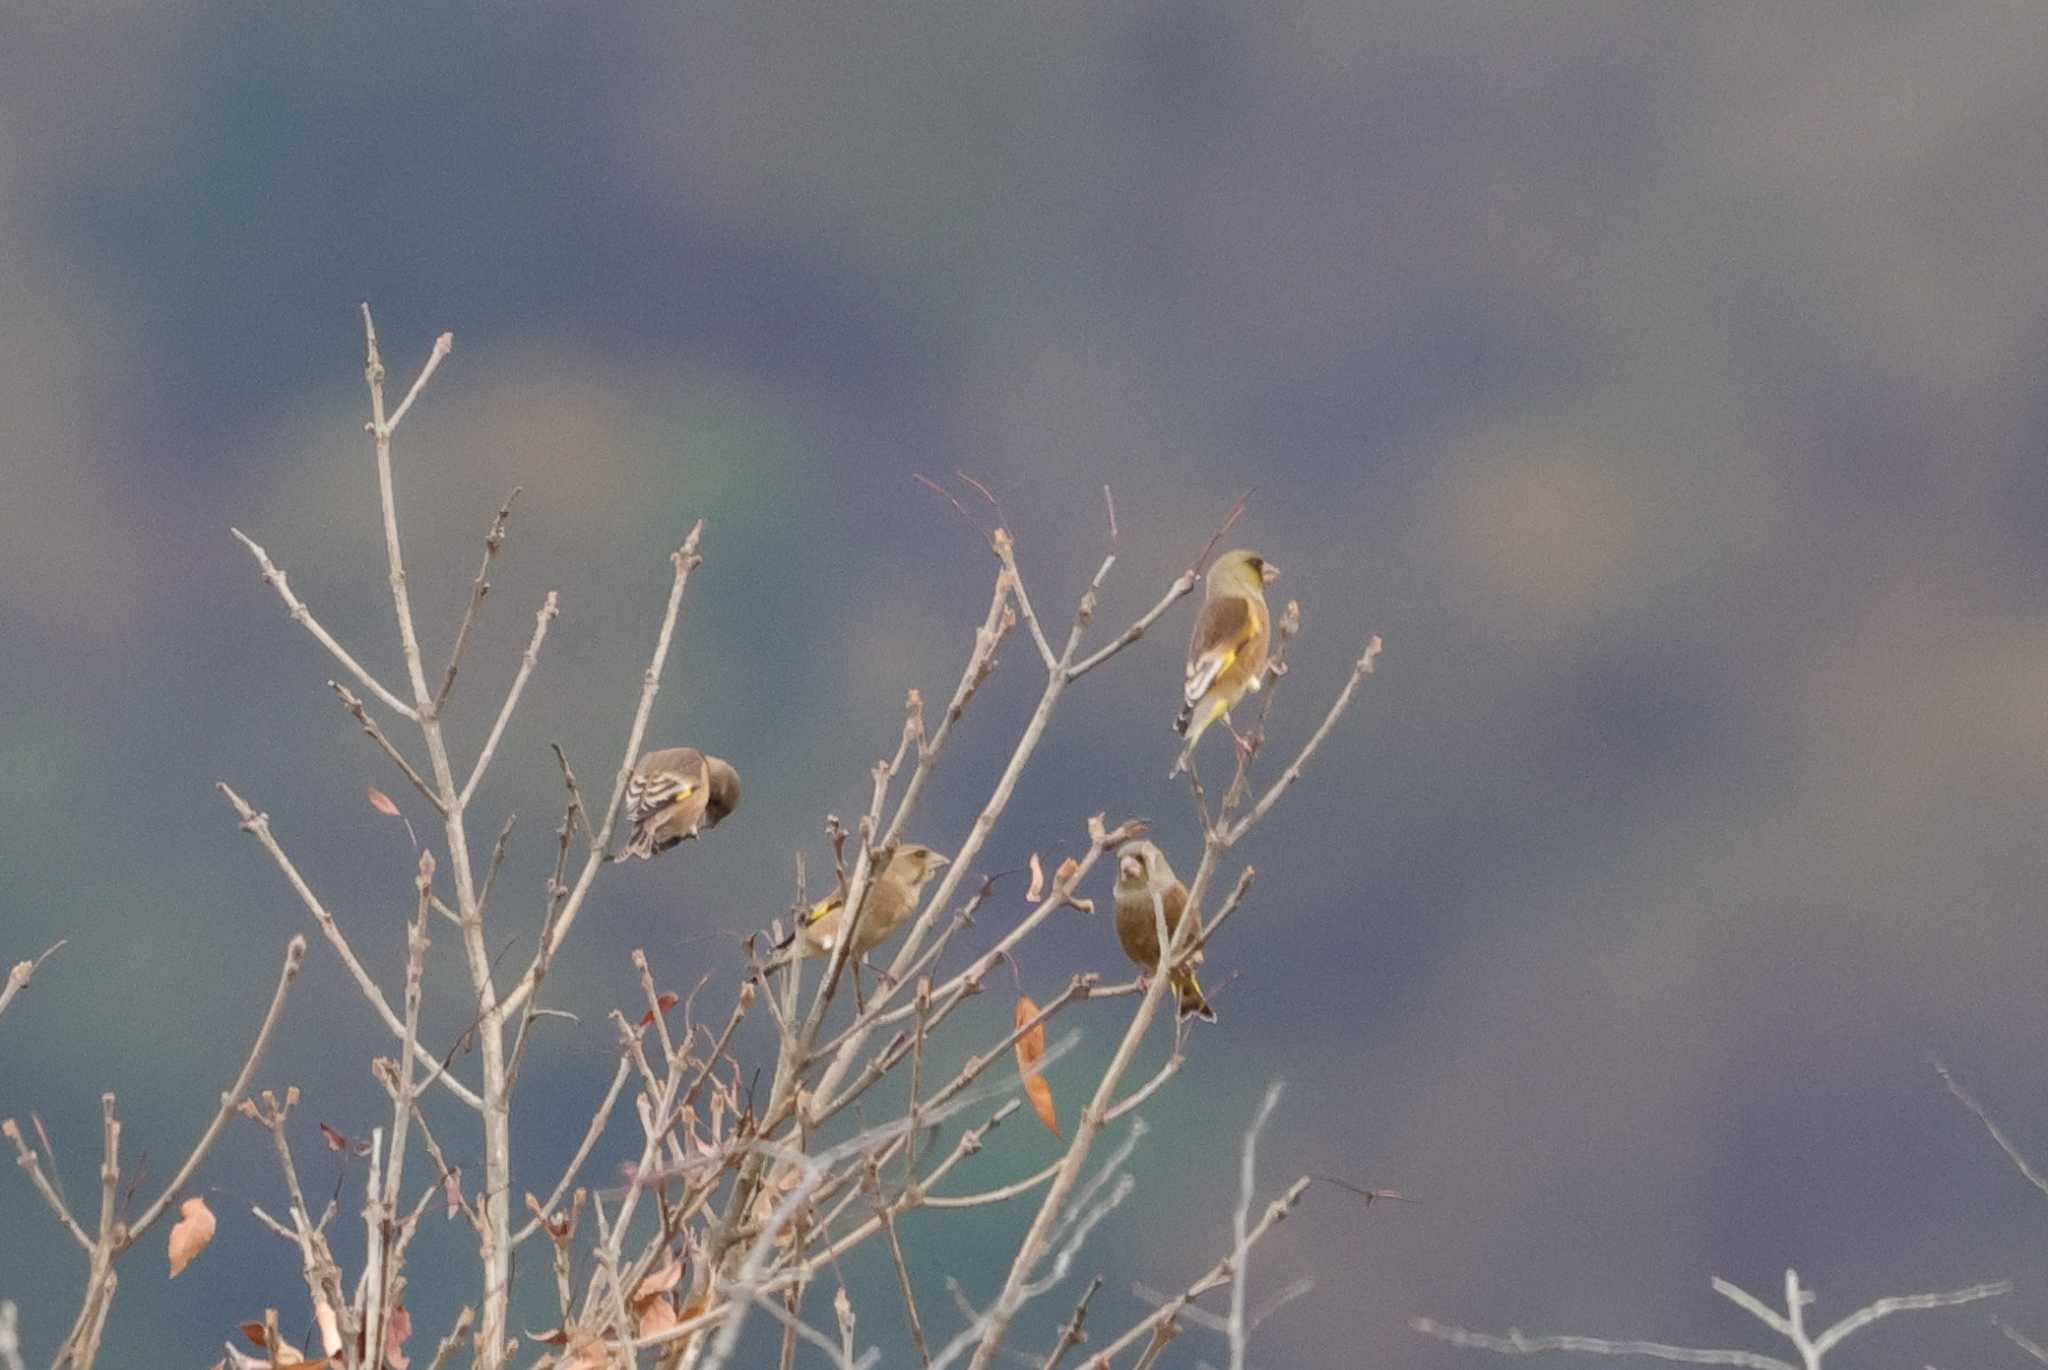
[1414, 1269, 2010, 1370]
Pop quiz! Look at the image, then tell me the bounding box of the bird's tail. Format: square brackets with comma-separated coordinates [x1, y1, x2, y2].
[620, 827, 657, 860]
[1172, 967, 1217, 1024]
[1170, 697, 1228, 776]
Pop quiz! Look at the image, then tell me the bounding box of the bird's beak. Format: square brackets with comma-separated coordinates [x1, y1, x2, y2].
[930, 853, 951, 868]
[1259, 561, 1281, 585]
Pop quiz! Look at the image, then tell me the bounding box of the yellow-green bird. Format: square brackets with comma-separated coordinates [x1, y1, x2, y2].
[621, 747, 742, 859]
[774, 843, 951, 964]
[1173, 549, 1280, 773]
[1112, 840, 1216, 1022]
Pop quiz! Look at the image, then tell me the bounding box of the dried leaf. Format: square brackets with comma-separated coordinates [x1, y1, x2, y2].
[236, 1323, 313, 1364]
[442, 1169, 462, 1220]
[383, 1305, 412, 1368]
[1025, 1075, 1060, 1138]
[366, 786, 402, 818]
[1024, 853, 1046, 902]
[562, 1329, 616, 1370]
[1014, 997, 1047, 1071]
[525, 1327, 571, 1346]
[637, 992, 680, 1028]
[318, 1123, 348, 1152]
[633, 1256, 684, 1302]
[636, 1296, 679, 1341]
[168, 1195, 215, 1277]
[1014, 998, 1059, 1136]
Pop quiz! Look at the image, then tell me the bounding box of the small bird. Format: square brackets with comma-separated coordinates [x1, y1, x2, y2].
[1111, 840, 1216, 1022]
[773, 843, 951, 965]
[1174, 549, 1280, 773]
[621, 747, 742, 859]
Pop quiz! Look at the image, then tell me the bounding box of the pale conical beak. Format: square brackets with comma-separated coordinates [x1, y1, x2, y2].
[1259, 561, 1281, 585]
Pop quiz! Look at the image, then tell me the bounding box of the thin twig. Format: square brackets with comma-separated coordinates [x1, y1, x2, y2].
[231, 527, 417, 720]
[216, 784, 483, 1110]
[127, 935, 310, 1242]
[1040, 1276, 1104, 1370]
[1081, 1176, 1311, 1369]
[334, 682, 444, 813]
[436, 488, 521, 713]
[1932, 1057, 2048, 1201]
[0, 940, 64, 1021]
[459, 591, 560, 808]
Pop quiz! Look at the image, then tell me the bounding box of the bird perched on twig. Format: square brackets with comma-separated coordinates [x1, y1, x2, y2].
[1173, 549, 1280, 774]
[1111, 840, 1216, 1022]
[621, 747, 742, 859]
[768, 843, 951, 969]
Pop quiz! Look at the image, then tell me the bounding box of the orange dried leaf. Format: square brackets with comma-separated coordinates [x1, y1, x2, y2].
[168, 1195, 215, 1277]
[1054, 857, 1081, 890]
[1024, 853, 1045, 902]
[1013, 997, 1047, 1071]
[638, 992, 680, 1028]
[1014, 997, 1059, 1136]
[1025, 1074, 1061, 1138]
[319, 1123, 348, 1152]
[239, 1322, 267, 1348]
[366, 786, 402, 818]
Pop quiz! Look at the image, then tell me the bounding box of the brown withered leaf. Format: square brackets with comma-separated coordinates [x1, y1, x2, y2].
[383, 1304, 412, 1369]
[636, 1295, 679, 1341]
[442, 1169, 462, 1220]
[366, 786, 402, 818]
[1024, 853, 1046, 902]
[319, 1123, 348, 1152]
[525, 1327, 571, 1346]
[638, 992, 680, 1028]
[1014, 997, 1059, 1136]
[633, 1255, 684, 1302]
[168, 1195, 215, 1277]
[562, 1329, 617, 1370]
[236, 1323, 321, 1365]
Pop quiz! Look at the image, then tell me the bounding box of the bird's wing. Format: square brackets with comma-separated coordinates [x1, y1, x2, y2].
[626, 756, 704, 824]
[1160, 880, 1190, 938]
[1184, 595, 1259, 706]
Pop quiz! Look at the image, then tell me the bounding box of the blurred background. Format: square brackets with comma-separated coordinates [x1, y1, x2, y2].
[6, 2, 2048, 1365]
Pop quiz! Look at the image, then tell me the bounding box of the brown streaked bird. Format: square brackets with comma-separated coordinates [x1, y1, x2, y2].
[1173, 548, 1280, 774]
[621, 747, 742, 859]
[1111, 839, 1216, 1022]
[772, 843, 951, 966]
